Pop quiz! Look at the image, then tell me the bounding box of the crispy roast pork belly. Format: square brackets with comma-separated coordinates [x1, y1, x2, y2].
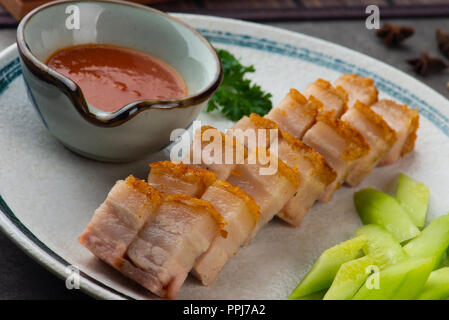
[147, 160, 261, 285]
[227, 148, 299, 241]
[266, 89, 322, 139]
[276, 131, 337, 226]
[148, 161, 217, 197]
[185, 126, 247, 180]
[302, 112, 370, 202]
[79, 175, 162, 268]
[193, 180, 260, 285]
[335, 74, 378, 108]
[370, 99, 419, 166]
[229, 113, 336, 227]
[125, 194, 226, 299]
[231, 113, 279, 149]
[342, 101, 398, 186]
[304, 79, 348, 117]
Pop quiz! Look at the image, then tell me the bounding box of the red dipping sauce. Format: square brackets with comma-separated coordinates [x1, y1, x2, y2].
[46, 44, 187, 112]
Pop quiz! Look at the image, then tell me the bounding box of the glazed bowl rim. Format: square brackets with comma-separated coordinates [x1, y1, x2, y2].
[16, 0, 223, 127]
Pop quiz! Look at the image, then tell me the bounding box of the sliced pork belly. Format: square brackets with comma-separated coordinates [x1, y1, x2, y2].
[266, 89, 322, 139]
[185, 126, 246, 180]
[148, 160, 260, 285]
[231, 113, 278, 149]
[193, 180, 260, 285]
[302, 112, 370, 202]
[304, 79, 348, 117]
[148, 161, 217, 197]
[276, 131, 337, 226]
[371, 99, 419, 165]
[227, 148, 299, 241]
[125, 194, 226, 299]
[342, 101, 398, 186]
[79, 175, 162, 268]
[230, 113, 337, 227]
[335, 73, 378, 108]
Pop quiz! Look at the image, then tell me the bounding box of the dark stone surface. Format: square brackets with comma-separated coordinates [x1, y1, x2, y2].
[0, 231, 90, 299]
[0, 17, 447, 300]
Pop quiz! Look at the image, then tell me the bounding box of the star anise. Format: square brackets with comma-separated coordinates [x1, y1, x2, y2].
[436, 29, 449, 59]
[376, 23, 415, 47]
[406, 51, 448, 76]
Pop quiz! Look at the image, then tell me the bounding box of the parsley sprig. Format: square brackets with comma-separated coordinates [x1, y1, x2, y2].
[206, 49, 272, 121]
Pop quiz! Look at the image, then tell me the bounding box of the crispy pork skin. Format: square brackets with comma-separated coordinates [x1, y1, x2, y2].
[302, 112, 370, 202]
[125, 194, 226, 299]
[79, 175, 162, 268]
[335, 74, 378, 108]
[185, 126, 247, 180]
[231, 113, 278, 150]
[148, 161, 217, 197]
[266, 89, 321, 139]
[304, 79, 348, 117]
[148, 160, 260, 285]
[227, 148, 299, 241]
[230, 113, 336, 227]
[193, 180, 260, 285]
[342, 101, 397, 186]
[370, 99, 419, 165]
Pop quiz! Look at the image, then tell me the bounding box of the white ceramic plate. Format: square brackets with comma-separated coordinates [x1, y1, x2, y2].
[1, 14, 449, 300]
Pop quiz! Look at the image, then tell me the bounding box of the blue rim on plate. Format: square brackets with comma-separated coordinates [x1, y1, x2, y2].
[0, 25, 448, 300]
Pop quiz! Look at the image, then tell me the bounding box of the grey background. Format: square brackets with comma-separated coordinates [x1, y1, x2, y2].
[0, 17, 448, 299]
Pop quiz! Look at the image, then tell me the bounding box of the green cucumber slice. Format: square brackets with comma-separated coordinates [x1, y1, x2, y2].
[355, 224, 407, 269]
[417, 267, 449, 300]
[404, 213, 449, 269]
[439, 249, 449, 268]
[295, 290, 326, 300]
[354, 188, 420, 243]
[394, 258, 434, 299]
[353, 257, 434, 300]
[396, 173, 429, 229]
[289, 236, 365, 299]
[324, 255, 375, 300]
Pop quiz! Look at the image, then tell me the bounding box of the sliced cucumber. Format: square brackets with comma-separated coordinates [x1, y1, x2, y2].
[394, 258, 434, 299]
[324, 255, 375, 300]
[289, 236, 365, 299]
[396, 173, 429, 229]
[353, 257, 434, 300]
[354, 188, 420, 243]
[404, 213, 449, 269]
[417, 267, 449, 300]
[295, 290, 326, 300]
[439, 249, 449, 268]
[355, 224, 407, 269]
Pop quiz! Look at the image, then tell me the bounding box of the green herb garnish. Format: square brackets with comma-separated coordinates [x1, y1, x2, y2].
[206, 49, 272, 121]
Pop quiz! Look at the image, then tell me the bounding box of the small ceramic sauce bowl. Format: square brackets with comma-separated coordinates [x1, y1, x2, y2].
[17, 0, 222, 162]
